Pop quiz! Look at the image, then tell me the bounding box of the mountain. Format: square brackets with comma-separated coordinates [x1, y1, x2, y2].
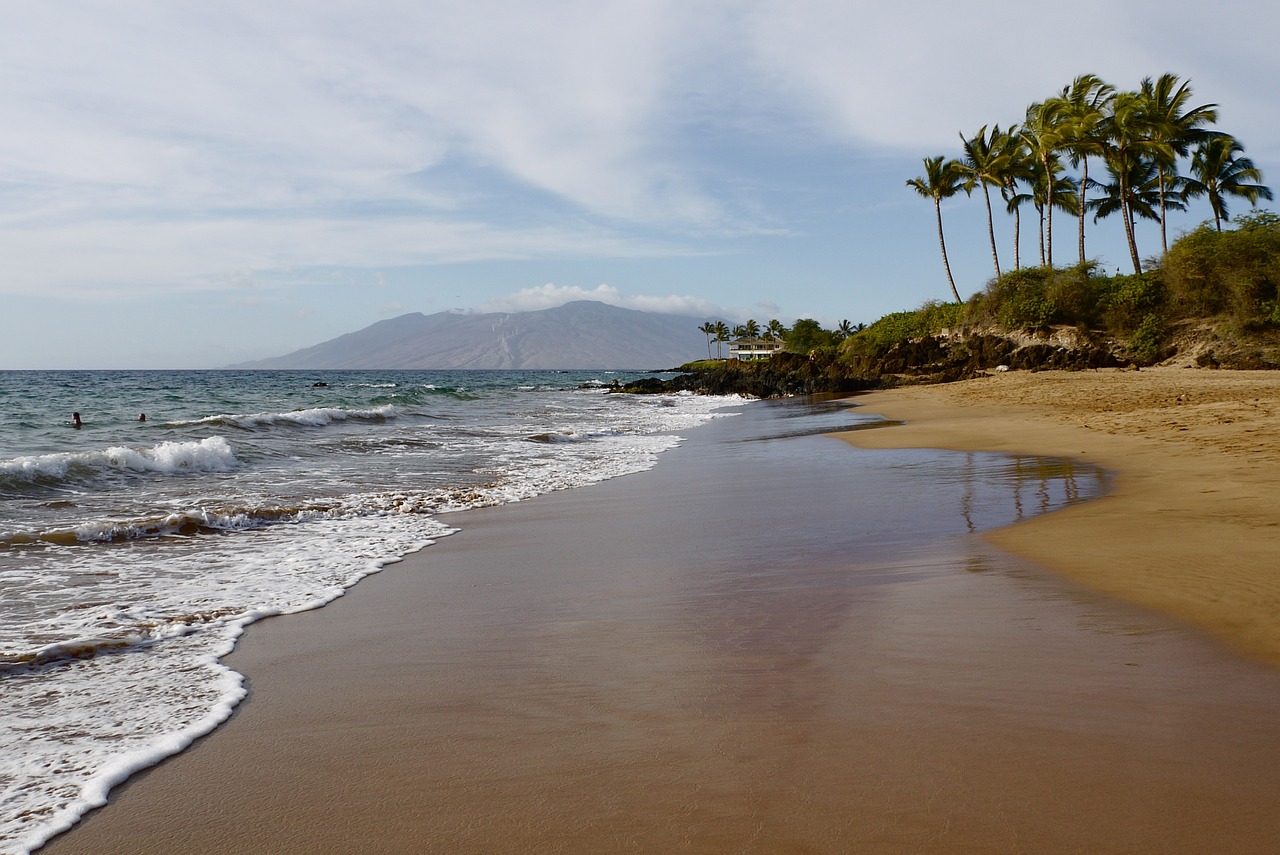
[230, 301, 717, 370]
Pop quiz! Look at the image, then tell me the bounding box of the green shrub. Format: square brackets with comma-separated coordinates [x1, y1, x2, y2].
[1095, 272, 1167, 333]
[848, 301, 963, 351]
[971, 267, 1095, 328]
[1127, 313, 1167, 364]
[1163, 210, 1280, 327]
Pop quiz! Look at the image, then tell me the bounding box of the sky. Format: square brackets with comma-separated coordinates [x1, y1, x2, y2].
[3, 0, 1279, 368]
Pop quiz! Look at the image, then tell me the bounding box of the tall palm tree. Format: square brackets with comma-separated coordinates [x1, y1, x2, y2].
[1139, 73, 1219, 253]
[1021, 101, 1071, 268]
[1097, 90, 1160, 273]
[767, 319, 787, 341]
[958, 125, 1007, 279]
[906, 155, 965, 302]
[743, 319, 760, 339]
[713, 321, 729, 359]
[1090, 152, 1163, 268]
[1026, 157, 1081, 266]
[837, 319, 855, 339]
[1183, 136, 1273, 230]
[993, 125, 1032, 270]
[1058, 73, 1116, 265]
[698, 322, 716, 359]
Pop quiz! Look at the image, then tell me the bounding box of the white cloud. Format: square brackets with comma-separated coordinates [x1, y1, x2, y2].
[2, 0, 1279, 317]
[477, 283, 728, 317]
[740, 0, 1280, 154]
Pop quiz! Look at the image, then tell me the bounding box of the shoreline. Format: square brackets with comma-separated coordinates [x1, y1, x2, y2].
[39, 391, 1280, 854]
[839, 366, 1280, 668]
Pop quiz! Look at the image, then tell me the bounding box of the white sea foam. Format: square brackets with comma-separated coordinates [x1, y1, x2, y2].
[0, 437, 239, 490]
[1, 513, 457, 855]
[186, 404, 399, 430]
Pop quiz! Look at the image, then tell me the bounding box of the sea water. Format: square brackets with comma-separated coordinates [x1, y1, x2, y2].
[0, 369, 743, 854]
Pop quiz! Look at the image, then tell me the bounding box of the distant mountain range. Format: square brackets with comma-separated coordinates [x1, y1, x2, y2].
[230, 301, 718, 370]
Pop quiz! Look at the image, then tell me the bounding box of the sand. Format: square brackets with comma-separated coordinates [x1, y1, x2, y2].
[842, 366, 1280, 668]
[40, 381, 1280, 854]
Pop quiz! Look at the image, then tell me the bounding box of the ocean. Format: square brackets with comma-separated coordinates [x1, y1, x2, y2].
[0, 369, 743, 854]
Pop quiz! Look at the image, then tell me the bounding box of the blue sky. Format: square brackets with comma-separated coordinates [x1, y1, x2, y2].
[3, 0, 1279, 368]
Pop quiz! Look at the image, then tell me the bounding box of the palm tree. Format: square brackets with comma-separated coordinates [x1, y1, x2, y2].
[767, 319, 787, 341]
[1097, 90, 1160, 272]
[1021, 101, 1071, 268]
[958, 125, 1007, 278]
[743, 319, 760, 339]
[1027, 157, 1081, 266]
[713, 321, 729, 359]
[837, 319, 855, 339]
[1058, 73, 1116, 265]
[993, 126, 1032, 270]
[1183, 136, 1273, 230]
[1139, 73, 1219, 253]
[1090, 152, 1163, 268]
[698, 322, 716, 359]
[906, 155, 965, 302]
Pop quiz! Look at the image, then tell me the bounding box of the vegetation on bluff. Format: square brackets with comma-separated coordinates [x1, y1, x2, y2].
[648, 74, 1279, 397]
[841, 209, 1280, 372]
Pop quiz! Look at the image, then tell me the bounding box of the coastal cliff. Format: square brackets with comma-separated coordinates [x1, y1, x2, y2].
[619, 323, 1280, 397]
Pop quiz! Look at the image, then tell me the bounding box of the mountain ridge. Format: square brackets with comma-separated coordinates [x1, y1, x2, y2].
[230, 301, 717, 370]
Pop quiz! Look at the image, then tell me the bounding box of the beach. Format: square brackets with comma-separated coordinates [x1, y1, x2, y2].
[843, 366, 1280, 668]
[40, 374, 1280, 854]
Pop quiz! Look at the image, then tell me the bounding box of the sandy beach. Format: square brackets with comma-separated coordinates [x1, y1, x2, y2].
[844, 366, 1280, 668]
[42, 376, 1280, 854]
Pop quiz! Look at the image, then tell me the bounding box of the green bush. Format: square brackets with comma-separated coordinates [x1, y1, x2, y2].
[1094, 272, 1167, 333]
[1127, 313, 1167, 364]
[848, 301, 963, 351]
[1163, 210, 1280, 327]
[970, 266, 1098, 328]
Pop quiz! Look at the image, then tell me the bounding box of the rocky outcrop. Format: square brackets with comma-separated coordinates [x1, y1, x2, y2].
[850, 330, 1123, 384]
[616, 327, 1129, 398]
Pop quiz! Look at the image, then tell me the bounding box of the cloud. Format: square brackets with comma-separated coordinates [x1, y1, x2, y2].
[2, 0, 1278, 311]
[477, 283, 727, 317]
[740, 0, 1280, 154]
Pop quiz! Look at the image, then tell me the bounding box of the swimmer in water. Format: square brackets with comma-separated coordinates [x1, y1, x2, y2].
[138, 413, 146, 422]
[72, 412, 82, 428]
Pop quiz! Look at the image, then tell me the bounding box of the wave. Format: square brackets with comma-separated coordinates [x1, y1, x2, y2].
[0, 437, 240, 492]
[0, 499, 353, 548]
[182, 404, 399, 431]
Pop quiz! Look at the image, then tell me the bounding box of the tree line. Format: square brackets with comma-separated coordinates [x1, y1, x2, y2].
[696, 318, 860, 359]
[908, 73, 1273, 302]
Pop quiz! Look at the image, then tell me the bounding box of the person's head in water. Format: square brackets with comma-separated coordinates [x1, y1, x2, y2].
[72, 412, 82, 428]
[138, 413, 146, 422]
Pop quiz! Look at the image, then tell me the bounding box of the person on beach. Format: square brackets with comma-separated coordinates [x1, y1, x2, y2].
[72, 412, 82, 428]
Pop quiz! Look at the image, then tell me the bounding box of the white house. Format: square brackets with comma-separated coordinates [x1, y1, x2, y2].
[728, 337, 785, 361]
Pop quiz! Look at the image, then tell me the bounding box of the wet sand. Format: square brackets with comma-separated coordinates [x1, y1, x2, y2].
[843, 366, 1280, 668]
[42, 390, 1280, 854]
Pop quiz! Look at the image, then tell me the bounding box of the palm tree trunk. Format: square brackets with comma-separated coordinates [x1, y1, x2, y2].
[935, 200, 961, 303]
[1119, 174, 1142, 273]
[1042, 155, 1054, 268]
[1038, 205, 1046, 266]
[1013, 206, 1021, 270]
[1123, 205, 1142, 273]
[1158, 172, 1170, 254]
[982, 187, 1002, 279]
[1078, 158, 1089, 265]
